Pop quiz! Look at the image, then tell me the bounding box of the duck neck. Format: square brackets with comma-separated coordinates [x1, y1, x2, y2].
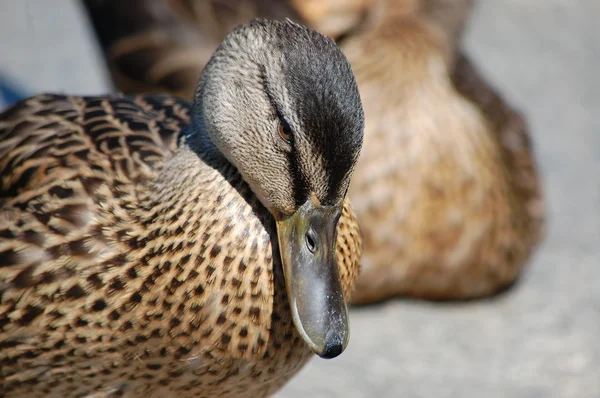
[186, 110, 222, 160]
[136, 118, 231, 230]
[417, 0, 474, 60]
[364, 0, 474, 64]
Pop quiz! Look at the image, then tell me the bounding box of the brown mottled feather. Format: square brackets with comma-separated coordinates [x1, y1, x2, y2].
[344, 0, 545, 303]
[0, 94, 361, 397]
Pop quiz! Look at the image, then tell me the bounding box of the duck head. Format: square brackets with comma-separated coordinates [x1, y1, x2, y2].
[193, 19, 364, 359]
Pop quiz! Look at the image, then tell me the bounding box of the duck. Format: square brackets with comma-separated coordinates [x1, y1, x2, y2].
[342, 0, 545, 303]
[80, 0, 301, 100]
[0, 19, 364, 397]
[80, 0, 373, 100]
[82, 0, 546, 304]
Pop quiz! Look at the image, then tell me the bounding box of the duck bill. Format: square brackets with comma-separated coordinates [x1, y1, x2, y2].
[276, 199, 349, 359]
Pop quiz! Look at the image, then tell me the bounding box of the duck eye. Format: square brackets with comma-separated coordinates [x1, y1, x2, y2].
[278, 121, 292, 143]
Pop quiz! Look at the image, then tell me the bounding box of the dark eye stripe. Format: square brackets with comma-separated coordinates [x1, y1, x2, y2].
[287, 145, 309, 207]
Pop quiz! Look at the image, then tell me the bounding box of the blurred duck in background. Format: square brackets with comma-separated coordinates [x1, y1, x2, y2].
[81, 0, 545, 304]
[81, 0, 374, 99]
[344, 0, 544, 303]
[82, 0, 297, 99]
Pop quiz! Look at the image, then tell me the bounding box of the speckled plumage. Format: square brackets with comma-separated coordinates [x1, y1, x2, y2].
[0, 93, 362, 397]
[0, 23, 363, 396]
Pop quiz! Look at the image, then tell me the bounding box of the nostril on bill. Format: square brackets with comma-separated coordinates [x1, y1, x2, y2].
[306, 229, 317, 253]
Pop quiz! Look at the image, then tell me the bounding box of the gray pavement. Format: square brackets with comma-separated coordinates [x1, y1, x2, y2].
[0, 1, 597, 397]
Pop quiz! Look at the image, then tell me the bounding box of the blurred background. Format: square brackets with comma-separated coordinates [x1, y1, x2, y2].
[0, 0, 597, 397]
